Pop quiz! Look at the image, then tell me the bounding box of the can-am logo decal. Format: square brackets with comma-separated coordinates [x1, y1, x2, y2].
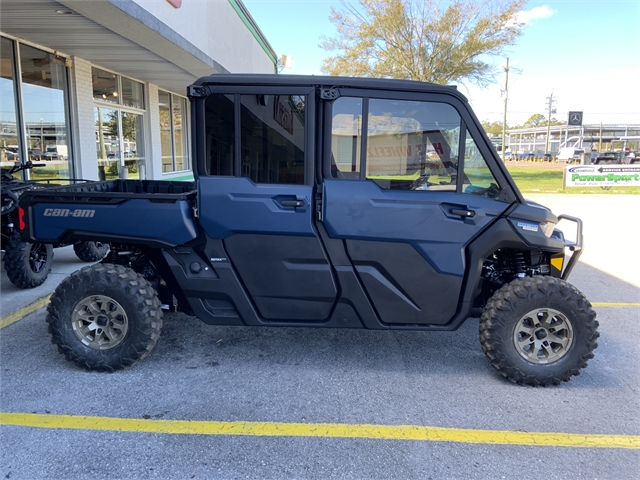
[43, 208, 95, 218]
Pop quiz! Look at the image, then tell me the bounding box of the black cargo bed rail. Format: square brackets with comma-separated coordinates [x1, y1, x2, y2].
[20, 179, 197, 206]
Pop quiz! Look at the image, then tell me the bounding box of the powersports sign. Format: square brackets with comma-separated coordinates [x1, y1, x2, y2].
[564, 165, 640, 188]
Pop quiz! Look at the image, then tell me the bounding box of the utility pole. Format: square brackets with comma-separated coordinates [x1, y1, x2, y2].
[544, 91, 557, 154]
[501, 58, 509, 161]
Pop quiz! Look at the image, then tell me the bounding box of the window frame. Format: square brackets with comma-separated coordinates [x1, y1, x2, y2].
[198, 86, 316, 185]
[92, 67, 147, 178]
[323, 88, 513, 198]
[158, 90, 190, 174]
[1, 36, 75, 180]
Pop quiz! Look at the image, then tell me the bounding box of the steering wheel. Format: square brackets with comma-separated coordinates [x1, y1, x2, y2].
[469, 183, 500, 198]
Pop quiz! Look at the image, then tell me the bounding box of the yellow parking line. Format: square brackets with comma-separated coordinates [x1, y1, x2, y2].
[1, 412, 638, 449]
[591, 302, 640, 308]
[0, 298, 635, 332]
[0, 295, 50, 330]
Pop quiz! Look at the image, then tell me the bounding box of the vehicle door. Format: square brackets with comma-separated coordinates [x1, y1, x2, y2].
[197, 87, 338, 321]
[322, 90, 514, 325]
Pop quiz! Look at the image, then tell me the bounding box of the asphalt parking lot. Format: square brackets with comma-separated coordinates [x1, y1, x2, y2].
[1, 194, 639, 479]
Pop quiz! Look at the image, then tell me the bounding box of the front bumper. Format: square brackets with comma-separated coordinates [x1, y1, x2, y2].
[556, 214, 584, 280]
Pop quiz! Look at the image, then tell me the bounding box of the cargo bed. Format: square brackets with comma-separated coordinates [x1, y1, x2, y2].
[20, 179, 198, 247]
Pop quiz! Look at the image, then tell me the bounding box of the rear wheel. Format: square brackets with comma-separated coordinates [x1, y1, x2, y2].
[479, 276, 598, 386]
[73, 241, 110, 262]
[4, 231, 53, 288]
[47, 263, 163, 371]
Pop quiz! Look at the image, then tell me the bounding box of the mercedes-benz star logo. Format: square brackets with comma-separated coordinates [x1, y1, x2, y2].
[570, 113, 581, 123]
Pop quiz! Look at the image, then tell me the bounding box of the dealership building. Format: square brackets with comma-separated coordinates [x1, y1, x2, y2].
[505, 124, 640, 156]
[0, 0, 277, 181]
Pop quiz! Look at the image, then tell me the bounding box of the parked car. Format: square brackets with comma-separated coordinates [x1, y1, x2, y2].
[623, 152, 638, 164]
[593, 152, 622, 165]
[557, 147, 585, 163]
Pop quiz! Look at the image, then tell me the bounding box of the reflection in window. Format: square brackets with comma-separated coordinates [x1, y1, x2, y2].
[462, 130, 500, 198]
[122, 111, 144, 176]
[240, 94, 305, 185]
[93, 68, 146, 179]
[173, 96, 187, 171]
[365, 99, 459, 191]
[121, 77, 144, 109]
[204, 93, 235, 176]
[0, 37, 20, 172]
[203, 93, 307, 184]
[92, 67, 118, 104]
[95, 107, 120, 180]
[159, 90, 190, 173]
[331, 97, 362, 178]
[20, 43, 71, 180]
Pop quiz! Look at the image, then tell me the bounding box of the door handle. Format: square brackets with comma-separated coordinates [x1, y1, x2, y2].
[451, 208, 475, 218]
[280, 200, 305, 208]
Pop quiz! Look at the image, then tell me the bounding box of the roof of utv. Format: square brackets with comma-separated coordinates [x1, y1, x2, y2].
[190, 74, 468, 102]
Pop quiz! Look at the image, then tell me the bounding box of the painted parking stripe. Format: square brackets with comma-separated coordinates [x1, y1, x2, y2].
[591, 302, 640, 308]
[0, 295, 51, 330]
[0, 297, 636, 332]
[1, 412, 638, 449]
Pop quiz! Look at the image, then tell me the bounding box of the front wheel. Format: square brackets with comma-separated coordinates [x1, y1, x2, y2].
[47, 263, 163, 371]
[4, 231, 53, 288]
[479, 276, 598, 386]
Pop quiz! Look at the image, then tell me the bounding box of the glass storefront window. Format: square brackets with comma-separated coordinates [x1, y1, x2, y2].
[20, 43, 71, 180]
[95, 107, 120, 180]
[159, 90, 173, 173]
[92, 68, 118, 104]
[93, 67, 145, 179]
[158, 90, 189, 173]
[121, 77, 144, 109]
[0, 37, 20, 173]
[122, 111, 144, 177]
[173, 95, 187, 171]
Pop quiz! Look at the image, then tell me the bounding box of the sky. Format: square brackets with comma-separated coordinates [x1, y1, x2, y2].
[242, 0, 640, 127]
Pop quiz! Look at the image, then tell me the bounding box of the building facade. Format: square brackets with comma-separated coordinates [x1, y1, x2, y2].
[505, 124, 640, 156]
[0, 0, 277, 181]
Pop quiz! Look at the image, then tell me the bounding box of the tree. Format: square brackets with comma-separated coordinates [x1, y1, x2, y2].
[481, 120, 507, 136]
[521, 114, 566, 128]
[320, 0, 526, 86]
[548, 117, 565, 126]
[522, 113, 546, 128]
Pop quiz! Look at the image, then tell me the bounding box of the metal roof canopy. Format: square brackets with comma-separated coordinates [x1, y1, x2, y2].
[0, 0, 228, 95]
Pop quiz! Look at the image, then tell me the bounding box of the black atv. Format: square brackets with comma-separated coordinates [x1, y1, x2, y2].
[1, 162, 110, 288]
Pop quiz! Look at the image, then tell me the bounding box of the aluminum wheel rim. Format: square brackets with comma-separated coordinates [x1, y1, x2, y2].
[513, 308, 574, 364]
[72, 295, 128, 350]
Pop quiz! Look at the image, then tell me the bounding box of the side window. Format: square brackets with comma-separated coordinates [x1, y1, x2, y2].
[240, 94, 306, 185]
[204, 93, 235, 176]
[365, 99, 459, 191]
[331, 97, 362, 178]
[204, 92, 307, 184]
[462, 130, 500, 198]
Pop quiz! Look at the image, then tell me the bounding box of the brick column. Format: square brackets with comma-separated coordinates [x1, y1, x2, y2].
[69, 57, 99, 180]
[146, 84, 163, 180]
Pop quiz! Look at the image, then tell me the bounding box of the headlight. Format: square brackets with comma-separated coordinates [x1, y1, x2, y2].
[540, 221, 556, 237]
